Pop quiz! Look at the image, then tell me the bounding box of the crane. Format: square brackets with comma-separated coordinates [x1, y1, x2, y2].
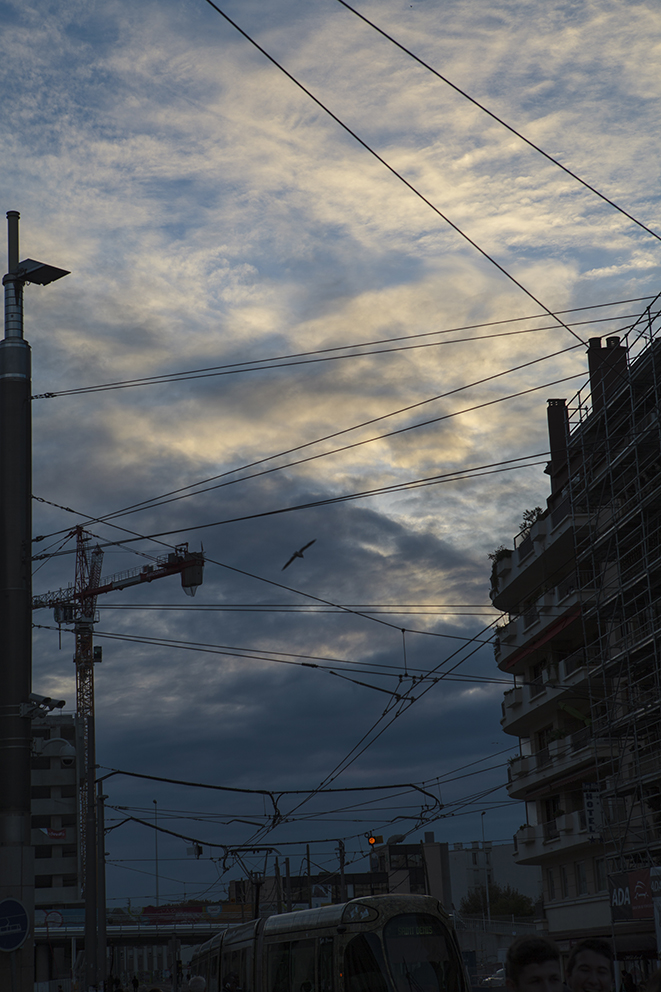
[32, 526, 204, 903]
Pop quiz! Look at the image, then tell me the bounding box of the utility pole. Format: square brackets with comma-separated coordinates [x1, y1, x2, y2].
[285, 857, 292, 912]
[338, 839, 347, 903]
[274, 857, 283, 914]
[307, 845, 312, 908]
[0, 211, 68, 992]
[97, 784, 108, 990]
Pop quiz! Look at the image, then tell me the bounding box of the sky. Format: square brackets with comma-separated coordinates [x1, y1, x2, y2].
[3, 0, 661, 908]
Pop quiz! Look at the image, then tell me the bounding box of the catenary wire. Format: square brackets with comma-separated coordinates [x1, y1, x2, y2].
[73, 342, 584, 524]
[32, 303, 646, 399]
[35, 368, 584, 550]
[334, 0, 661, 243]
[200, 0, 587, 347]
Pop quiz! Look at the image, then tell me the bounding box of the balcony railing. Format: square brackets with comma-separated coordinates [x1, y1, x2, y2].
[543, 818, 560, 841]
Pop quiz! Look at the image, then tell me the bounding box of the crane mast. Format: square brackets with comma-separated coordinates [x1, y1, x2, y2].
[73, 527, 104, 897]
[32, 530, 204, 912]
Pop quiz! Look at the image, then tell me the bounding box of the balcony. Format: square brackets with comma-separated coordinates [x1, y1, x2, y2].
[500, 648, 599, 736]
[507, 730, 613, 800]
[491, 506, 589, 613]
[495, 584, 588, 672]
[512, 810, 594, 865]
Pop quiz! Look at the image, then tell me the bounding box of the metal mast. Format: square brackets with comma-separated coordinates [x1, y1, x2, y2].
[74, 525, 104, 876]
[32, 534, 204, 988]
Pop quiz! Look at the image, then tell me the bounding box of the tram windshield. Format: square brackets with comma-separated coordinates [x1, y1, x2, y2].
[382, 913, 463, 992]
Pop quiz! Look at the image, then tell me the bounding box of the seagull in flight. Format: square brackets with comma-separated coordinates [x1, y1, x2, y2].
[282, 539, 316, 571]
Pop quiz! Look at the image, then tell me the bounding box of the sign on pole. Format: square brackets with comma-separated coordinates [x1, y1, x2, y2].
[0, 899, 30, 953]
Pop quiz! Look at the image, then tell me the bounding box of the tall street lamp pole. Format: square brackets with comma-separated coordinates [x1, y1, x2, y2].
[0, 211, 68, 992]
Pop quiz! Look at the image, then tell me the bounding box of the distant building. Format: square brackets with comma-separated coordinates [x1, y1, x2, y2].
[449, 840, 542, 910]
[368, 833, 541, 911]
[31, 713, 83, 910]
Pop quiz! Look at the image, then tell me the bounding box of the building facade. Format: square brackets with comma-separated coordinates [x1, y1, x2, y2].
[31, 712, 83, 910]
[491, 323, 661, 958]
[448, 840, 542, 911]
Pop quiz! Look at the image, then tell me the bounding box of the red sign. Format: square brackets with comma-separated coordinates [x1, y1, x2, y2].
[630, 869, 653, 919]
[41, 828, 66, 839]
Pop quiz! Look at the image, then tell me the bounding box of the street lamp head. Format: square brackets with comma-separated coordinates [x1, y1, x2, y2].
[16, 258, 70, 285]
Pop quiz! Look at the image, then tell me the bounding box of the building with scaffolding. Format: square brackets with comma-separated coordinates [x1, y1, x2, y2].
[490, 321, 661, 962]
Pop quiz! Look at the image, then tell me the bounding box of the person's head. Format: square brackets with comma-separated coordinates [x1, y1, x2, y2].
[566, 940, 613, 992]
[189, 977, 207, 992]
[506, 936, 563, 992]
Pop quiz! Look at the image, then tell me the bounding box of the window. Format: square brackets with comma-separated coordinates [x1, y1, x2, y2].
[546, 868, 556, 901]
[291, 940, 315, 992]
[530, 664, 545, 696]
[594, 858, 607, 892]
[61, 784, 76, 799]
[266, 942, 289, 992]
[31, 815, 50, 828]
[63, 874, 77, 887]
[31, 785, 51, 799]
[383, 914, 463, 992]
[35, 875, 53, 888]
[575, 861, 587, 895]
[319, 937, 334, 992]
[559, 864, 569, 899]
[345, 933, 388, 992]
[35, 846, 53, 859]
[471, 852, 478, 866]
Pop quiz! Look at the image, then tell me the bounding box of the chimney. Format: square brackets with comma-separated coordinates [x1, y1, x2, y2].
[588, 336, 627, 415]
[546, 398, 568, 494]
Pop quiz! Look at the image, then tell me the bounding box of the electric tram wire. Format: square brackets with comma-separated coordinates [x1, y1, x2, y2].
[32, 303, 648, 400]
[44, 342, 583, 529]
[34, 367, 586, 553]
[244, 615, 503, 842]
[334, 0, 661, 243]
[199, 0, 591, 348]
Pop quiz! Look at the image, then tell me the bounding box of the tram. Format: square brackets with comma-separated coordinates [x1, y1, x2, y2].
[190, 893, 468, 992]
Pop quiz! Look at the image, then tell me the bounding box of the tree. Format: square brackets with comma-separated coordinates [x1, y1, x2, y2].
[459, 883, 536, 918]
[519, 506, 544, 538]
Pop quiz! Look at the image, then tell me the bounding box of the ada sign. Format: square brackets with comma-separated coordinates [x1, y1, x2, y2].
[0, 899, 30, 952]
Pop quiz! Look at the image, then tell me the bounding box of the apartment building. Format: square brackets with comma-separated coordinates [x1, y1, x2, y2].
[31, 712, 83, 910]
[490, 321, 661, 958]
[448, 841, 541, 910]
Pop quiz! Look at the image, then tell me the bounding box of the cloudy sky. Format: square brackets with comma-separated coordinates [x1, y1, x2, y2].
[4, 0, 661, 907]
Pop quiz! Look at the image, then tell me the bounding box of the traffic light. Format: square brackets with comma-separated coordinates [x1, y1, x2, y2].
[367, 834, 383, 846]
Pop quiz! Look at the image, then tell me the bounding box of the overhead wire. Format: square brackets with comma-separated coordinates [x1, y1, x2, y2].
[34, 369, 585, 553]
[200, 0, 587, 348]
[334, 0, 661, 244]
[32, 302, 648, 400]
[35, 341, 586, 537]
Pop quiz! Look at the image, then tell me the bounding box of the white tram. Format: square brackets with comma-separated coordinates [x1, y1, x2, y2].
[190, 893, 468, 992]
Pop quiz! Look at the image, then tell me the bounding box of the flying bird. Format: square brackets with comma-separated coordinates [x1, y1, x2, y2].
[281, 539, 316, 571]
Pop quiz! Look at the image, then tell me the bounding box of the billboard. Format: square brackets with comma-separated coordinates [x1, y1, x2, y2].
[609, 869, 653, 922]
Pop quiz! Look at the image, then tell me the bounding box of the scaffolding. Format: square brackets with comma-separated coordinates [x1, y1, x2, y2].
[491, 295, 661, 945]
[564, 303, 661, 876]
